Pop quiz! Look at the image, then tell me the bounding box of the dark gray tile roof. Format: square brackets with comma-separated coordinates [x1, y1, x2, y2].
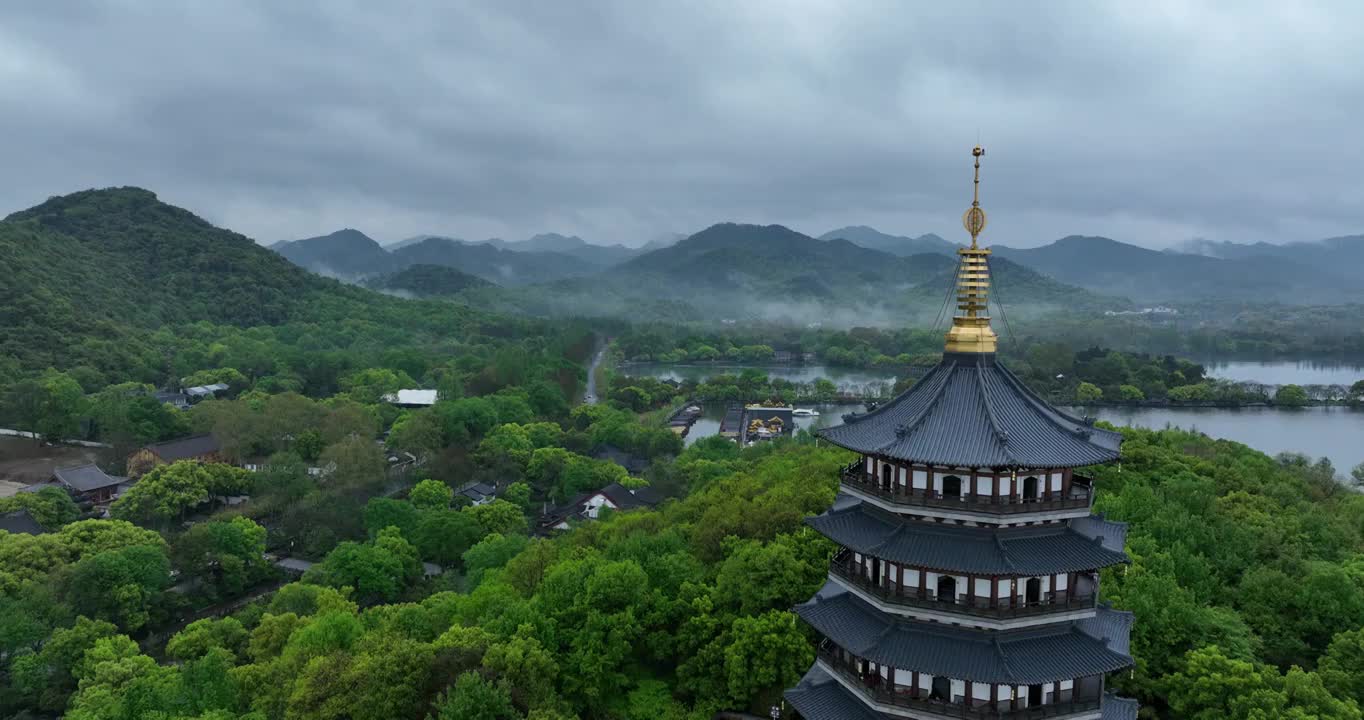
[784, 666, 881, 720]
[457, 481, 496, 499]
[1070, 514, 1129, 554]
[52, 463, 122, 492]
[597, 482, 653, 510]
[0, 509, 47, 535]
[146, 434, 221, 461]
[818, 353, 1122, 468]
[1102, 694, 1140, 720]
[807, 499, 1129, 575]
[1079, 604, 1135, 656]
[18, 480, 64, 494]
[797, 583, 1133, 685]
[541, 482, 659, 526]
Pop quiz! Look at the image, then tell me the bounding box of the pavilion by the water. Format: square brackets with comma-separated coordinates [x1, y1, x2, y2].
[784, 147, 1138, 720]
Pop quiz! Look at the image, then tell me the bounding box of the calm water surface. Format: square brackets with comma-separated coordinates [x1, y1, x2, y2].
[1203, 360, 1364, 386]
[1069, 405, 1364, 475]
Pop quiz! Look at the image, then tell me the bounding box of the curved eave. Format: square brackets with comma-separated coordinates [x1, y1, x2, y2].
[807, 500, 1129, 576]
[817, 354, 1123, 469]
[785, 666, 882, 720]
[797, 584, 1134, 685]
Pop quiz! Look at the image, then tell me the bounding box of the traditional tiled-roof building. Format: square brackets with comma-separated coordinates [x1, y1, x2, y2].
[51, 463, 129, 504]
[785, 148, 1137, 720]
[126, 434, 223, 478]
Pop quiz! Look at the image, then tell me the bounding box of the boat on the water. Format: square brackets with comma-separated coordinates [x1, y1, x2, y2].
[792, 408, 820, 417]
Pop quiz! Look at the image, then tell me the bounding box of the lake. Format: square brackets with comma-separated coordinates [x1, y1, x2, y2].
[1068, 405, 1364, 476]
[1203, 359, 1364, 386]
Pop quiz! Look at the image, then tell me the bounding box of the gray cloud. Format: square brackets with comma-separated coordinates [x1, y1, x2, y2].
[2, 1, 1361, 248]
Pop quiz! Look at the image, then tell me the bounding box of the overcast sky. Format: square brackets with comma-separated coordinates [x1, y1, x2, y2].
[2, 1, 1362, 248]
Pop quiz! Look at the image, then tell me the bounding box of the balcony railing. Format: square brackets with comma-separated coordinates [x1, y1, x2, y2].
[841, 465, 1094, 515]
[817, 644, 1102, 719]
[829, 556, 1097, 620]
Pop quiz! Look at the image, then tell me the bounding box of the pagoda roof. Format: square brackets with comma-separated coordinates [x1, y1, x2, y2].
[784, 666, 882, 720]
[818, 353, 1122, 468]
[1103, 694, 1141, 720]
[797, 583, 1133, 685]
[808, 498, 1128, 575]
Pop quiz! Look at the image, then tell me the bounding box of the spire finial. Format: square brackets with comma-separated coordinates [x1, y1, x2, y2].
[944, 145, 997, 354]
[963, 146, 987, 249]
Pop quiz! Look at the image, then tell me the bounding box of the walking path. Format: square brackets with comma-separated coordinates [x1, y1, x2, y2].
[584, 340, 608, 405]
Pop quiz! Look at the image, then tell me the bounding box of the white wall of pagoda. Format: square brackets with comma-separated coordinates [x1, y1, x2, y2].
[856, 658, 1079, 707]
[853, 552, 1071, 599]
[864, 456, 1066, 498]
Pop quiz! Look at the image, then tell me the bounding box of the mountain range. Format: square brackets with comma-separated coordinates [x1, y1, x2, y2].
[990, 235, 1357, 304]
[1175, 235, 1364, 281]
[272, 216, 1364, 308]
[817, 226, 959, 256]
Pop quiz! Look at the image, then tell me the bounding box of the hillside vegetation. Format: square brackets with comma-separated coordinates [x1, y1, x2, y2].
[365, 264, 494, 297]
[0, 188, 568, 391]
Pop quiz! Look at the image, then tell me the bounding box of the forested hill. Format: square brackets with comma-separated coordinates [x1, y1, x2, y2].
[620, 222, 953, 290]
[365, 263, 493, 297]
[391, 237, 599, 286]
[272, 228, 401, 278]
[0, 187, 482, 378]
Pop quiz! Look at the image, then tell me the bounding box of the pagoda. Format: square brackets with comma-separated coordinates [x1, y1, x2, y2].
[784, 147, 1138, 720]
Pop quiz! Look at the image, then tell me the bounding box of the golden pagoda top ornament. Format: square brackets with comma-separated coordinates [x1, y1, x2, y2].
[943, 145, 998, 354]
[962, 146, 987, 248]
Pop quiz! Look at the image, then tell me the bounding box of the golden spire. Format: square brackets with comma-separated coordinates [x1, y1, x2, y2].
[944, 145, 998, 354]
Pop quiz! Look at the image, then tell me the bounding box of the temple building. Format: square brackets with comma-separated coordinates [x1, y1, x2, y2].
[785, 147, 1138, 720]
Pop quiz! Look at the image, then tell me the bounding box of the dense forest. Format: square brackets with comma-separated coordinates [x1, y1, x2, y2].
[6, 427, 1364, 719]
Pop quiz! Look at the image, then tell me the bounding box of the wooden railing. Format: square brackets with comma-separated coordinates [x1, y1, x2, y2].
[817, 644, 1102, 719]
[829, 556, 1097, 620]
[841, 464, 1093, 515]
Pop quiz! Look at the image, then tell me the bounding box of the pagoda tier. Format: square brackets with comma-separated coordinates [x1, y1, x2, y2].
[818, 353, 1122, 469]
[808, 499, 1128, 576]
[785, 666, 1140, 720]
[798, 583, 1132, 685]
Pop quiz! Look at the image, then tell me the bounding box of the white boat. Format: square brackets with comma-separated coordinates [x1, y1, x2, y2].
[792, 408, 820, 417]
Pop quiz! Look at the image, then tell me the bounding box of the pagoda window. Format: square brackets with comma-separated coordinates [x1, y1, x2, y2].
[880, 463, 895, 492]
[1022, 475, 1040, 500]
[1027, 683, 1044, 706]
[942, 475, 963, 499]
[1025, 577, 1043, 605]
[930, 675, 951, 700]
[936, 574, 957, 602]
